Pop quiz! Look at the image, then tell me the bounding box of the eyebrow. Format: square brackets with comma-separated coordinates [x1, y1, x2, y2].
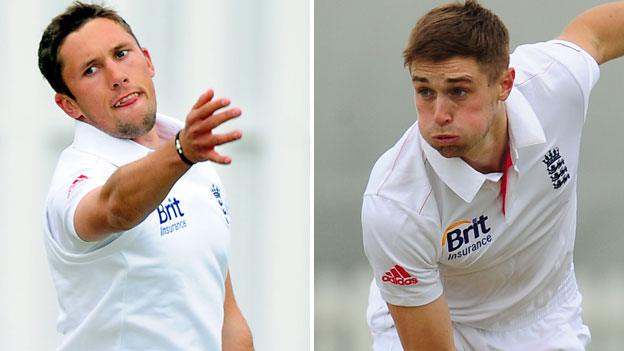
[78, 42, 133, 72]
[411, 75, 474, 84]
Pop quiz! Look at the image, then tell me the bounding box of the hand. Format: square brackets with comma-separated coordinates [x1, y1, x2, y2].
[179, 89, 242, 164]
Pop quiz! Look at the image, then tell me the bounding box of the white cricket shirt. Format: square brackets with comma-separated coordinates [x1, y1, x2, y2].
[44, 114, 231, 350]
[363, 40, 599, 331]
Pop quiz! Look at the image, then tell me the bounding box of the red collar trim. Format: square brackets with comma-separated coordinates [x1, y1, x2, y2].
[500, 145, 513, 216]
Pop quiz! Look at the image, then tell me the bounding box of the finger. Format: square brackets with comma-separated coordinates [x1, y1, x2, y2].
[196, 107, 242, 133]
[192, 89, 214, 110]
[192, 130, 241, 152]
[206, 130, 243, 147]
[194, 97, 232, 120]
[205, 149, 232, 165]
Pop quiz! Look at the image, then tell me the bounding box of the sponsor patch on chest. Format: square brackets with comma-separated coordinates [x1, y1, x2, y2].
[158, 197, 187, 236]
[443, 215, 493, 261]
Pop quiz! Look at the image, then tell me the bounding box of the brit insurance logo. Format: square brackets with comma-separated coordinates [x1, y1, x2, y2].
[442, 215, 492, 261]
[542, 146, 569, 189]
[157, 197, 187, 236]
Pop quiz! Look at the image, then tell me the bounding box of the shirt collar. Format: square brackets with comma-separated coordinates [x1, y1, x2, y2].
[505, 85, 547, 161]
[72, 113, 183, 167]
[421, 86, 546, 203]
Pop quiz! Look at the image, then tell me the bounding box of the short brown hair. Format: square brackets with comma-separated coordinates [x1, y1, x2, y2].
[38, 2, 140, 98]
[403, 0, 509, 83]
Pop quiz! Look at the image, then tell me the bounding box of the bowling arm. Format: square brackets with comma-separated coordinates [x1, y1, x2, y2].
[559, 1, 624, 65]
[387, 294, 455, 351]
[73, 140, 191, 242]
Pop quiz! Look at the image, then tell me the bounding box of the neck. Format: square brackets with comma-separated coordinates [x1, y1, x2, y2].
[462, 104, 509, 174]
[132, 126, 161, 149]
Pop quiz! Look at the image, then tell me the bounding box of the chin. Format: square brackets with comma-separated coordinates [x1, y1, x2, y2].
[142, 111, 157, 130]
[115, 111, 156, 139]
[435, 146, 465, 158]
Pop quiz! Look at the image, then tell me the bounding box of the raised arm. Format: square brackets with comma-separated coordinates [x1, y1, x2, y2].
[387, 295, 454, 351]
[74, 89, 241, 241]
[559, 1, 624, 64]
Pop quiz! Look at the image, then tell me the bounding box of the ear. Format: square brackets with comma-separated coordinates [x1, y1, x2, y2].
[55, 93, 85, 121]
[498, 67, 515, 101]
[142, 47, 155, 77]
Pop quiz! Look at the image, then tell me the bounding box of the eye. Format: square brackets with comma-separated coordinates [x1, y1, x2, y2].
[417, 88, 434, 98]
[450, 88, 467, 97]
[116, 49, 129, 59]
[84, 66, 98, 76]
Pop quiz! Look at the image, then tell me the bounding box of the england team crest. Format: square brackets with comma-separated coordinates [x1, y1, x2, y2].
[211, 184, 230, 224]
[542, 146, 570, 189]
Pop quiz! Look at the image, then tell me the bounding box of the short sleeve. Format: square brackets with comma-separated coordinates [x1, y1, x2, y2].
[545, 40, 599, 106]
[362, 195, 443, 307]
[512, 40, 600, 116]
[46, 167, 111, 253]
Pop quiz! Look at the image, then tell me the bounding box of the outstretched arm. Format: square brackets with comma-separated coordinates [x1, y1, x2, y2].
[74, 89, 241, 241]
[559, 1, 624, 64]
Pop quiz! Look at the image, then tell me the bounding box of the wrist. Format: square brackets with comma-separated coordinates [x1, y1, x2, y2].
[175, 130, 196, 166]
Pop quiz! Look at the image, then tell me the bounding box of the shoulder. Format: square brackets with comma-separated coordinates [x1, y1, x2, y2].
[362, 191, 444, 307]
[45, 146, 117, 251]
[46, 148, 105, 192]
[362, 123, 441, 257]
[362, 195, 439, 241]
[47, 146, 115, 201]
[511, 41, 599, 98]
[511, 40, 597, 71]
[364, 123, 433, 215]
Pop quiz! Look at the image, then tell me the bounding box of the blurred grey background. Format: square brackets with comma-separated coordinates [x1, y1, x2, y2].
[0, 0, 309, 350]
[315, 1, 624, 350]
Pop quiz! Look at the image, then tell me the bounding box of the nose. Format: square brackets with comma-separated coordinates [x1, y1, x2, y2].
[107, 61, 128, 89]
[433, 97, 452, 126]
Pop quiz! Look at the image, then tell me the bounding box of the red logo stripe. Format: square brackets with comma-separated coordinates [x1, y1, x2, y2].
[394, 265, 411, 278]
[381, 265, 419, 286]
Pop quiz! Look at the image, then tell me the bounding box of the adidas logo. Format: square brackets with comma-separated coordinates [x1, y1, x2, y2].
[67, 174, 89, 198]
[382, 265, 418, 286]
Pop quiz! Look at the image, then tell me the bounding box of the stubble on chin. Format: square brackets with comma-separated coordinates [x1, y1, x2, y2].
[116, 112, 157, 139]
[433, 144, 466, 159]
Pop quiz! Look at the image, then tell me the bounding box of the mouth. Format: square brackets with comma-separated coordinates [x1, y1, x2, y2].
[432, 134, 459, 145]
[113, 92, 140, 108]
